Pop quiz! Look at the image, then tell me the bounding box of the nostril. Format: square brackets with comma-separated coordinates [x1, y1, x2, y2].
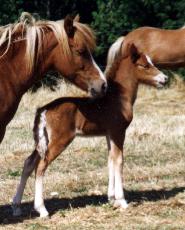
[90, 88, 96, 97]
[101, 82, 107, 93]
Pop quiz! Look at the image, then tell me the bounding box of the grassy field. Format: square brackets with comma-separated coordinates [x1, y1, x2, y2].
[1, 78, 185, 229]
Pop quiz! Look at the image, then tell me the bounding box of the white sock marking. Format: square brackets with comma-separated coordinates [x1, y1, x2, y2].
[34, 176, 49, 217]
[37, 110, 48, 158]
[108, 155, 115, 201]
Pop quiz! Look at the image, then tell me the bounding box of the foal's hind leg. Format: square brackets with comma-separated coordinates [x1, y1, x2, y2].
[12, 150, 40, 216]
[34, 136, 74, 217]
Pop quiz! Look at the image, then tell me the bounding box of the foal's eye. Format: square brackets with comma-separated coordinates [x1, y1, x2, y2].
[138, 64, 149, 69]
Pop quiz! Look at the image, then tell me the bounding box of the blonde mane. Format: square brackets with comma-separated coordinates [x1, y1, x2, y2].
[105, 36, 124, 78]
[0, 12, 96, 73]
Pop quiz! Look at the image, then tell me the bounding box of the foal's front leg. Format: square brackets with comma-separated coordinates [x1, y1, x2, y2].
[107, 132, 128, 209]
[106, 135, 115, 203]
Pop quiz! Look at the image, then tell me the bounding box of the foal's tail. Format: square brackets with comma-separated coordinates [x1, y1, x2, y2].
[33, 108, 49, 159]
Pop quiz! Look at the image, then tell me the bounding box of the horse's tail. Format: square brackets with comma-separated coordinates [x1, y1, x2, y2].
[105, 36, 124, 74]
[33, 108, 49, 159]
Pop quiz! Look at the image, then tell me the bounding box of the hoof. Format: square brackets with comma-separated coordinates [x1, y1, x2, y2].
[35, 206, 49, 218]
[113, 199, 128, 209]
[40, 211, 49, 218]
[12, 204, 22, 217]
[108, 196, 115, 206]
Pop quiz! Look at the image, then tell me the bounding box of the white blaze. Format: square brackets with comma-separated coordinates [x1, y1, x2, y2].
[146, 55, 154, 66]
[91, 54, 107, 82]
[154, 73, 168, 84]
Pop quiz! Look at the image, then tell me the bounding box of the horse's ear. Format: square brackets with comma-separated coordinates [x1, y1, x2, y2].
[74, 14, 80, 22]
[129, 43, 140, 63]
[64, 15, 76, 38]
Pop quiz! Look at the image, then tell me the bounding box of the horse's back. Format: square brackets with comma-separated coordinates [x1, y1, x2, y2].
[123, 26, 185, 66]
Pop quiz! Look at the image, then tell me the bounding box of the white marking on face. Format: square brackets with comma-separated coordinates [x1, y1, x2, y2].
[154, 73, 168, 83]
[37, 110, 48, 158]
[91, 54, 107, 82]
[146, 55, 154, 66]
[154, 72, 168, 87]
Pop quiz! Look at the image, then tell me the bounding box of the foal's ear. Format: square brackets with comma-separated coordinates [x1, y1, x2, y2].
[64, 15, 76, 38]
[74, 14, 80, 22]
[129, 43, 140, 63]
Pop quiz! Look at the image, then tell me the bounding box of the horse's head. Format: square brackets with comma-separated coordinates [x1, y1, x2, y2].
[126, 43, 168, 87]
[51, 15, 107, 98]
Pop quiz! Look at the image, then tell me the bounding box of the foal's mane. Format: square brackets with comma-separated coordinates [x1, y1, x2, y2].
[105, 36, 124, 80]
[0, 12, 96, 73]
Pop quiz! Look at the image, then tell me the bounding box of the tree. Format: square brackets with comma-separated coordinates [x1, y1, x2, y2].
[92, 0, 185, 67]
[0, 0, 23, 25]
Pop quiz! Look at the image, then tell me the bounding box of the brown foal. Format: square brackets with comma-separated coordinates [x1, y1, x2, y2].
[13, 43, 168, 217]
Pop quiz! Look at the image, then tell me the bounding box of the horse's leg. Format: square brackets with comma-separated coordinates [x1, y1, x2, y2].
[109, 131, 128, 209]
[12, 150, 40, 216]
[34, 135, 75, 217]
[106, 135, 115, 204]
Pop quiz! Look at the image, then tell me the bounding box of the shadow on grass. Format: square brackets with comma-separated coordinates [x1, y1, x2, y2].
[1, 186, 185, 225]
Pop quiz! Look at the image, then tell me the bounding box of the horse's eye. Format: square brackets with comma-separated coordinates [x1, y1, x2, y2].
[75, 50, 85, 56]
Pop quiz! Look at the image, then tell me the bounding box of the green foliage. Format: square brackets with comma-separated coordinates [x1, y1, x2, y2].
[22, 0, 97, 22]
[92, 0, 144, 57]
[142, 0, 185, 28]
[92, 0, 185, 60]
[0, 0, 23, 24]
[7, 169, 21, 177]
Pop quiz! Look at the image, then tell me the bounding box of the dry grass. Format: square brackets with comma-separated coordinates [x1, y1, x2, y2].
[1, 78, 185, 229]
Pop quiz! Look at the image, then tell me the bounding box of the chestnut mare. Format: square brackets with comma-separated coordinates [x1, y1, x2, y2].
[117, 26, 185, 68]
[0, 12, 107, 145]
[13, 42, 168, 217]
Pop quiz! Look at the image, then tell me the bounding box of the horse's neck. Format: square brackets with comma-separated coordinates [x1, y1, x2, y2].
[1, 41, 30, 90]
[15, 30, 59, 90]
[0, 30, 58, 94]
[34, 30, 59, 77]
[37, 30, 74, 77]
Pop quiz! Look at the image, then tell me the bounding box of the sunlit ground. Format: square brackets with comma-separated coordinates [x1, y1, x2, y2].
[1, 78, 185, 229]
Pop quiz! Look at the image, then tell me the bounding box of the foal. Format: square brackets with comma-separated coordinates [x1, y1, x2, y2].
[13, 44, 168, 217]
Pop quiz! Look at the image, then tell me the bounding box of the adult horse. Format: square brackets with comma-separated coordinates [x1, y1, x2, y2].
[0, 12, 107, 145]
[12, 43, 168, 217]
[111, 26, 185, 69]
